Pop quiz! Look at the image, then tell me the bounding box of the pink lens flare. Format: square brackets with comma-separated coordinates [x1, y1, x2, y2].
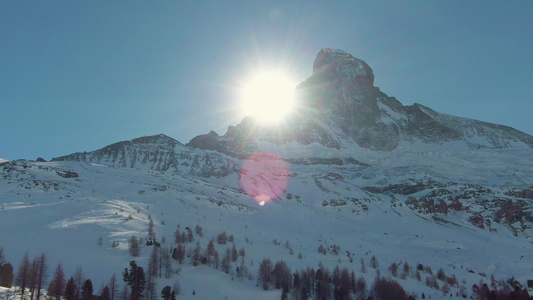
[239, 153, 290, 205]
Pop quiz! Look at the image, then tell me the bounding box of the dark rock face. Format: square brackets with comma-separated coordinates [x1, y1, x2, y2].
[312, 48, 374, 89]
[288, 48, 400, 150]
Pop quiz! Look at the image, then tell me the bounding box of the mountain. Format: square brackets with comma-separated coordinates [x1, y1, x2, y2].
[52, 134, 239, 178]
[187, 48, 533, 155]
[1, 49, 533, 299]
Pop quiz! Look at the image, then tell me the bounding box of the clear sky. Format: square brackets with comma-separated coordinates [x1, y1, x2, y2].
[1, 1, 532, 161]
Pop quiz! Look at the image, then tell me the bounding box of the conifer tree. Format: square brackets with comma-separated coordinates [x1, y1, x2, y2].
[129, 236, 141, 257]
[0, 246, 5, 268]
[172, 243, 185, 264]
[0, 262, 14, 288]
[257, 258, 273, 290]
[82, 279, 93, 300]
[148, 246, 159, 278]
[15, 253, 31, 299]
[73, 266, 85, 300]
[123, 260, 146, 300]
[100, 286, 111, 300]
[162, 246, 173, 278]
[148, 216, 156, 241]
[108, 273, 118, 300]
[370, 255, 379, 269]
[47, 262, 65, 300]
[64, 277, 76, 300]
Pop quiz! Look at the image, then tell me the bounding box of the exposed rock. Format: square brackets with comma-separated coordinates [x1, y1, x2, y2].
[187, 48, 533, 155]
[53, 134, 239, 178]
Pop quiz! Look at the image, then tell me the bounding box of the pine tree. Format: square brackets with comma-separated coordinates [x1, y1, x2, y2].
[100, 286, 111, 300]
[0, 246, 5, 268]
[47, 262, 66, 300]
[148, 246, 159, 278]
[73, 266, 85, 300]
[221, 248, 231, 274]
[123, 260, 146, 300]
[161, 285, 172, 300]
[108, 273, 118, 300]
[82, 279, 93, 300]
[15, 253, 30, 299]
[162, 246, 173, 278]
[0, 263, 14, 288]
[33, 253, 48, 300]
[28, 257, 39, 300]
[231, 244, 238, 263]
[370, 255, 379, 269]
[257, 258, 273, 290]
[148, 216, 156, 241]
[172, 243, 185, 264]
[129, 236, 141, 257]
[206, 240, 216, 265]
[64, 277, 76, 300]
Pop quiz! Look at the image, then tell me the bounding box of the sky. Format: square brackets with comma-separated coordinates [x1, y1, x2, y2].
[1, 1, 532, 161]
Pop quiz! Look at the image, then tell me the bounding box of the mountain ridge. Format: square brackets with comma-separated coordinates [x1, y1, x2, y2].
[186, 48, 533, 156]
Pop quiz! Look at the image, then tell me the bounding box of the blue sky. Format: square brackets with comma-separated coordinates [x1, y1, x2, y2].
[1, 1, 532, 161]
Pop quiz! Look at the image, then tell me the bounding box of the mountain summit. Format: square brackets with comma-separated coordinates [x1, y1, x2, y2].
[188, 48, 533, 156]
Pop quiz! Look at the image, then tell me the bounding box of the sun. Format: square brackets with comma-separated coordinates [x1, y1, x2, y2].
[240, 71, 297, 124]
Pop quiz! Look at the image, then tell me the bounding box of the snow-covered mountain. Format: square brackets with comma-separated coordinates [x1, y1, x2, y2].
[1, 49, 533, 299]
[188, 49, 533, 155]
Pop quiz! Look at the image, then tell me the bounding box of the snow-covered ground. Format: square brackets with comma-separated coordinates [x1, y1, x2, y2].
[1, 144, 533, 299]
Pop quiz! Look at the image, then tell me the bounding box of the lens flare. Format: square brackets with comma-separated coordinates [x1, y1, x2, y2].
[239, 153, 289, 206]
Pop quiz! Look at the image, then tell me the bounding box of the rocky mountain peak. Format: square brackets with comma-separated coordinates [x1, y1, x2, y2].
[312, 48, 374, 88]
[186, 48, 533, 155]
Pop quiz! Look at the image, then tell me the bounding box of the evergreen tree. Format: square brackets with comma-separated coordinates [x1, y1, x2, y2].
[161, 285, 172, 300]
[172, 243, 185, 264]
[108, 273, 118, 300]
[206, 240, 216, 265]
[100, 286, 111, 300]
[148, 246, 159, 278]
[64, 277, 77, 300]
[257, 258, 273, 290]
[221, 248, 231, 274]
[82, 279, 93, 300]
[0, 262, 14, 288]
[28, 257, 39, 300]
[15, 253, 30, 299]
[370, 255, 379, 269]
[162, 246, 173, 278]
[47, 262, 66, 300]
[0, 246, 5, 268]
[33, 253, 49, 300]
[129, 236, 141, 257]
[73, 266, 85, 300]
[122, 260, 146, 300]
[231, 244, 238, 263]
[148, 216, 156, 241]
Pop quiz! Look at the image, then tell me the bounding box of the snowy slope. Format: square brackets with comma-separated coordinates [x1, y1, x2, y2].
[1, 143, 533, 298]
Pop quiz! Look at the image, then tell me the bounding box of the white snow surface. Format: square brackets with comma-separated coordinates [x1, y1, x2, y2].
[1, 144, 533, 299]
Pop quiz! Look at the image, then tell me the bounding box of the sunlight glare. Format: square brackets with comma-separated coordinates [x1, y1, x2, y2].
[241, 71, 296, 124]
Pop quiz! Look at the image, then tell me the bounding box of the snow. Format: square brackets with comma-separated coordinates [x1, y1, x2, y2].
[1, 142, 533, 299]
